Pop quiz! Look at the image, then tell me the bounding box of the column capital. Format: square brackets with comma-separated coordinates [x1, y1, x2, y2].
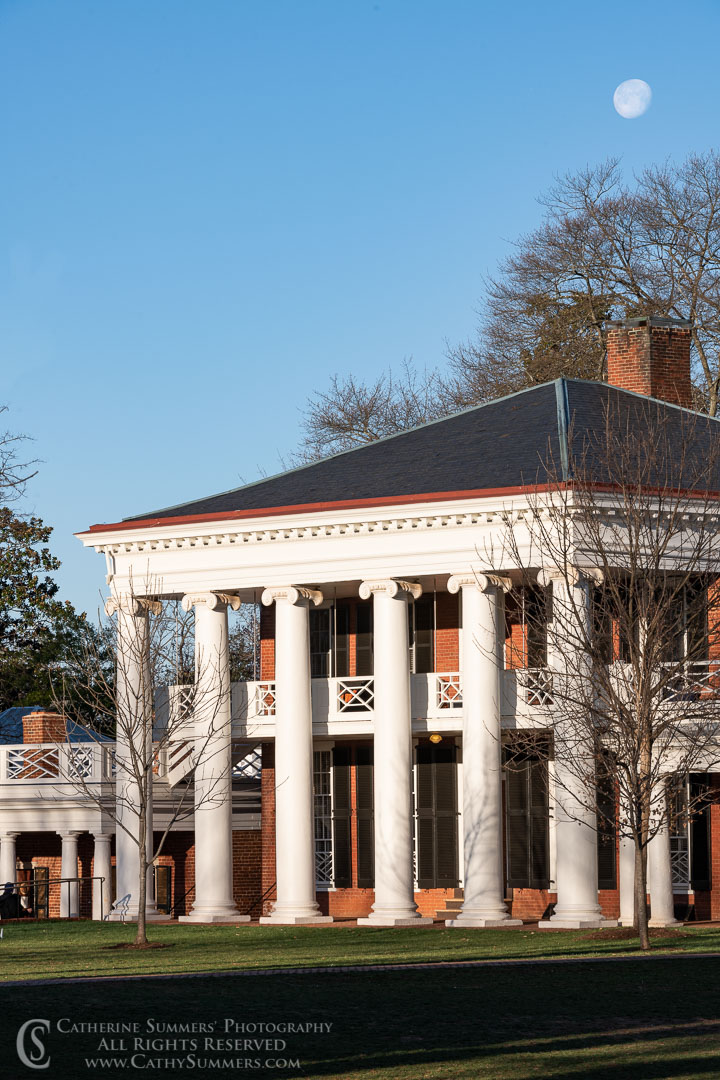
[57, 831, 82, 841]
[0, 832, 19, 841]
[359, 578, 422, 601]
[181, 591, 241, 613]
[448, 572, 512, 595]
[105, 594, 162, 618]
[261, 586, 323, 608]
[92, 833, 114, 843]
[537, 566, 604, 588]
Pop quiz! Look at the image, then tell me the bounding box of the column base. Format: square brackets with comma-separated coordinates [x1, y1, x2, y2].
[107, 911, 168, 923]
[648, 918, 681, 928]
[539, 917, 618, 929]
[357, 915, 433, 927]
[259, 914, 333, 925]
[446, 916, 523, 928]
[179, 912, 250, 924]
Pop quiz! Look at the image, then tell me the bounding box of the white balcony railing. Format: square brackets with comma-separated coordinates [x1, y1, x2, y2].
[662, 661, 720, 702]
[0, 743, 113, 784]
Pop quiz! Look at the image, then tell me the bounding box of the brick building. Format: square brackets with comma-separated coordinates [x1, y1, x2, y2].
[61, 314, 720, 925]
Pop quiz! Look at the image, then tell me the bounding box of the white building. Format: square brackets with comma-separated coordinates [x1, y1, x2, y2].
[43, 315, 717, 926]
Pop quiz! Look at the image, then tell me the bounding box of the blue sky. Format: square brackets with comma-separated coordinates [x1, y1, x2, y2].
[2, 0, 719, 615]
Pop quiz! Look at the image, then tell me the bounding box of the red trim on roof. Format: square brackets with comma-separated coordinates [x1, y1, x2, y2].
[82, 485, 553, 535]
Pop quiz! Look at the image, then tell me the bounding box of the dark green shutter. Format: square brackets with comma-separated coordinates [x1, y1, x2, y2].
[356, 745, 374, 887]
[335, 603, 350, 678]
[356, 602, 373, 676]
[415, 744, 458, 888]
[596, 770, 617, 890]
[413, 597, 434, 674]
[332, 746, 352, 887]
[506, 757, 549, 889]
[690, 775, 711, 890]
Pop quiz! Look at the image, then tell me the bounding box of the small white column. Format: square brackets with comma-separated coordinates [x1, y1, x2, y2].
[446, 574, 521, 927]
[0, 833, 19, 885]
[538, 569, 614, 929]
[92, 834, 113, 920]
[180, 592, 247, 923]
[260, 586, 332, 925]
[105, 594, 161, 921]
[59, 832, 80, 918]
[358, 578, 432, 927]
[649, 786, 679, 927]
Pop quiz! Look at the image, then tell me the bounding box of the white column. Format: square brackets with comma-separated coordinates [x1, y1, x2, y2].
[59, 832, 80, 918]
[260, 586, 332, 925]
[538, 569, 613, 929]
[358, 578, 432, 927]
[649, 784, 679, 927]
[92, 834, 113, 920]
[446, 574, 521, 927]
[105, 594, 161, 921]
[618, 791, 636, 926]
[0, 833, 19, 885]
[618, 834, 636, 926]
[180, 591, 247, 923]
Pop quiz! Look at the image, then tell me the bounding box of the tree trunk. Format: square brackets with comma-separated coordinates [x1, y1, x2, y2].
[135, 796, 148, 946]
[634, 839, 650, 950]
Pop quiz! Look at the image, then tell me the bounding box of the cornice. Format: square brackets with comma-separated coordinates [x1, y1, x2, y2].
[81, 506, 530, 557]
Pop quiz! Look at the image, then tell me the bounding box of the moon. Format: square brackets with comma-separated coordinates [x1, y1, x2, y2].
[613, 79, 652, 119]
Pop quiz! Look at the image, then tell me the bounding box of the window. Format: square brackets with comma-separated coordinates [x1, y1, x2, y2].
[355, 602, 373, 676]
[505, 587, 549, 669]
[331, 744, 374, 889]
[154, 865, 172, 914]
[409, 596, 434, 674]
[596, 766, 617, 889]
[310, 608, 331, 678]
[504, 744, 549, 889]
[313, 750, 333, 886]
[415, 742, 459, 889]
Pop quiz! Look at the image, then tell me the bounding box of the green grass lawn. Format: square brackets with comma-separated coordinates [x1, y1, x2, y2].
[0, 919, 719, 982]
[2, 960, 720, 1079]
[2, 923, 720, 1077]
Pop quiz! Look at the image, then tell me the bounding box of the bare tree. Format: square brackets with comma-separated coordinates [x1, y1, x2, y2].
[51, 593, 238, 945]
[294, 360, 450, 462]
[450, 152, 720, 413]
[498, 398, 720, 948]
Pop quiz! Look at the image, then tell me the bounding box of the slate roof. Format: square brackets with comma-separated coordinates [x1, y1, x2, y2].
[99, 378, 720, 531]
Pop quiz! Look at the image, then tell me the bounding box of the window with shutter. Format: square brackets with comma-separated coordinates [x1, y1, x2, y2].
[690, 774, 711, 891]
[335, 603, 350, 678]
[410, 596, 435, 674]
[331, 746, 352, 888]
[415, 743, 459, 889]
[356, 745, 374, 887]
[355, 602, 373, 676]
[504, 750, 549, 889]
[596, 767, 617, 890]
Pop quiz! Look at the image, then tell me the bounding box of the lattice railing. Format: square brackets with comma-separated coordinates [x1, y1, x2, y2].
[519, 668, 554, 707]
[68, 746, 93, 780]
[336, 677, 374, 713]
[233, 747, 262, 780]
[254, 682, 276, 716]
[663, 661, 720, 702]
[670, 839, 690, 887]
[7, 746, 60, 780]
[435, 673, 462, 709]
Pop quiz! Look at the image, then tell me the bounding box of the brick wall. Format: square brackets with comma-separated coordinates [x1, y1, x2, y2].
[606, 320, 692, 408]
[260, 606, 275, 680]
[435, 592, 459, 671]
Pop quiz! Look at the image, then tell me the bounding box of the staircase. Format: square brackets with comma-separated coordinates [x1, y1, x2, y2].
[434, 889, 464, 920]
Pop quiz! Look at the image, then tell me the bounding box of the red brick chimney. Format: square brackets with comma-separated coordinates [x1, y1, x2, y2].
[22, 711, 67, 743]
[605, 316, 692, 408]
